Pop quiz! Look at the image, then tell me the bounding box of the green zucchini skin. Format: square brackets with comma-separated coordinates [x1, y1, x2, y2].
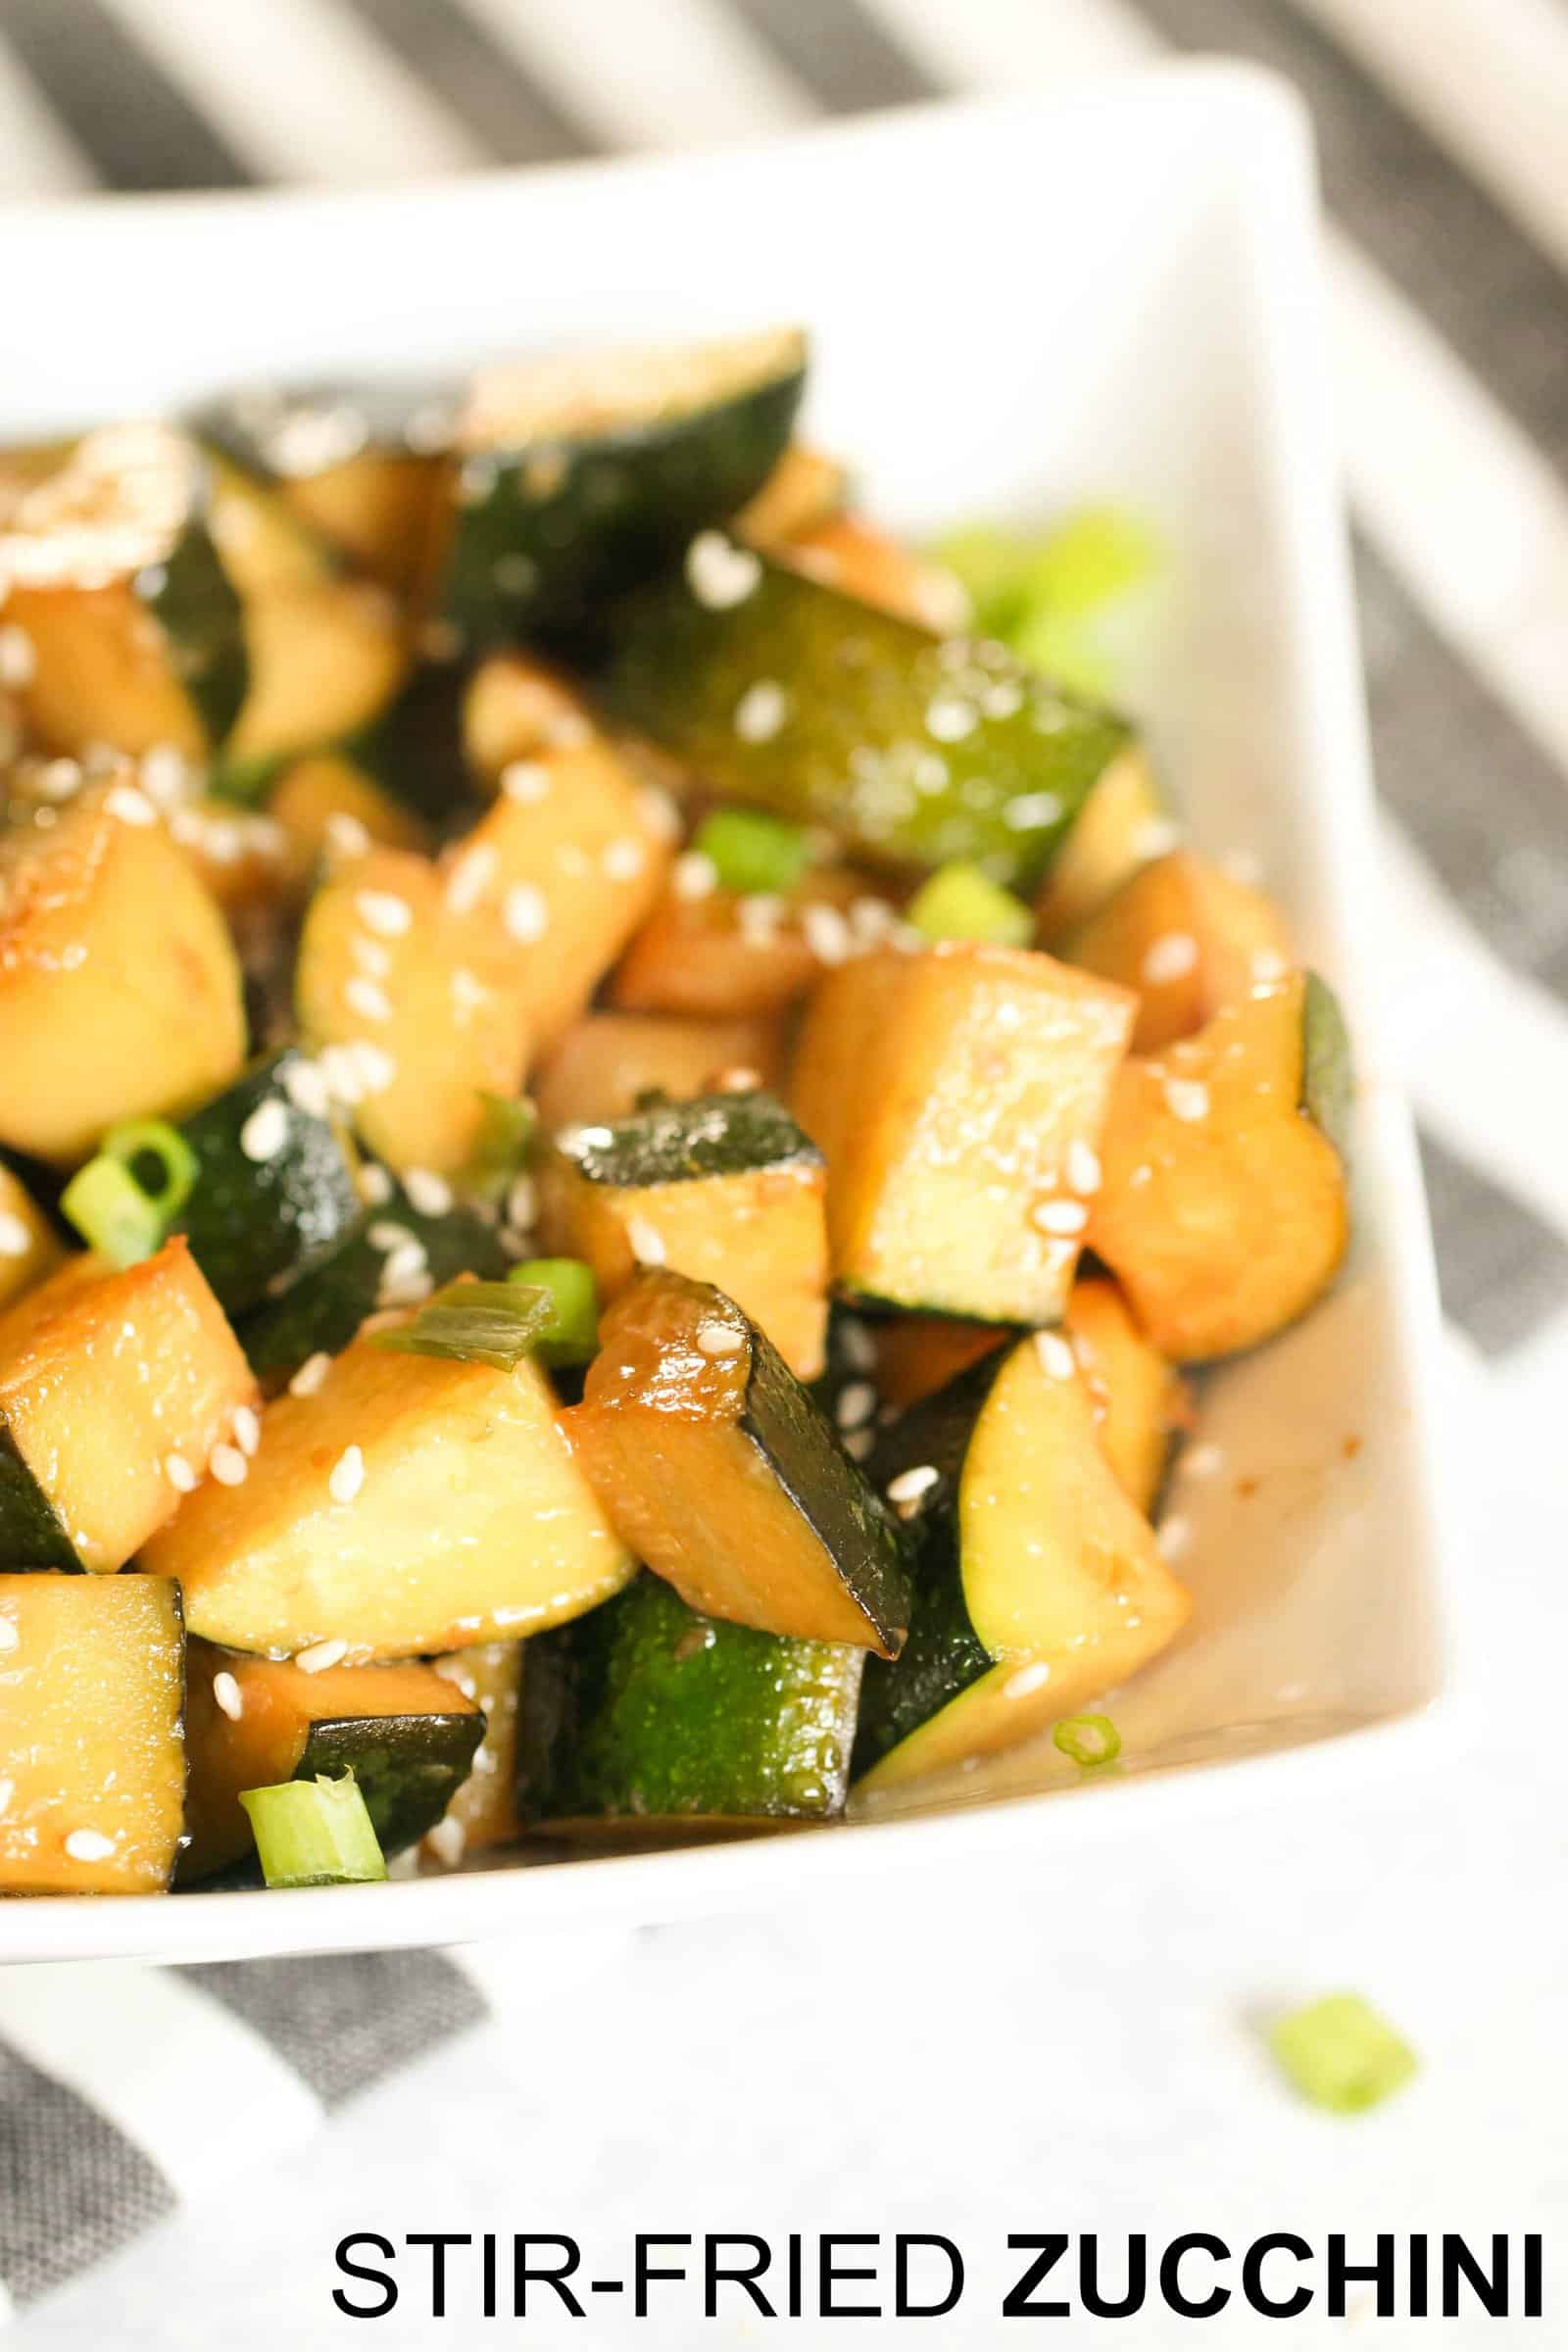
[238, 1193, 509, 1377]
[850, 1355, 1004, 1783]
[194, 379, 452, 475]
[600, 556, 1134, 889]
[148, 502, 250, 748]
[172, 1049, 361, 1319]
[0, 1431, 79, 1572]
[517, 1571, 863, 1829]
[1300, 970, 1353, 1163]
[295, 1710, 484, 1858]
[444, 360, 806, 646]
[560, 1090, 821, 1191]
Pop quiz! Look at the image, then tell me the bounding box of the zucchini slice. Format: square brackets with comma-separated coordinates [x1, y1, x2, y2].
[1063, 849, 1293, 1052]
[172, 1049, 361, 1319]
[853, 1334, 1192, 1793]
[516, 1570, 864, 1837]
[443, 326, 807, 642]
[0, 1573, 185, 1895]
[422, 1640, 524, 1861]
[237, 1191, 508, 1380]
[181, 1640, 483, 1883]
[1064, 1277, 1189, 1516]
[601, 551, 1134, 887]
[1032, 745, 1169, 943]
[461, 651, 595, 786]
[141, 1323, 632, 1658]
[295, 844, 530, 1177]
[534, 1011, 785, 1130]
[1087, 972, 1351, 1361]
[0, 424, 247, 758]
[541, 1090, 829, 1380]
[222, 574, 408, 772]
[438, 735, 672, 1054]
[568, 1270, 910, 1655]
[0, 1239, 258, 1573]
[268, 751, 433, 885]
[610, 865, 884, 1020]
[0, 1163, 63, 1312]
[0, 789, 248, 1165]
[791, 943, 1135, 1325]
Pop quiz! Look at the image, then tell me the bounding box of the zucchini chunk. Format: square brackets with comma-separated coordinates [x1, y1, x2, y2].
[237, 1192, 508, 1381]
[1032, 745, 1169, 943]
[0, 1163, 63, 1312]
[0, 1573, 185, 1895]
[791, 943, 1135, 1324]
[0, 424, 247, 758]
[438, 735, 672, 1054]
[736, 444, 848, 546]
[568, 1271, 910, 1655]
[172, 1049, 361, 1319]
[1063, 850, 1293, 1051]
[517, 1570, 864, 1837]
[181, 1641, 483, 1883]
[541, 1091, 829, 1380]
[873, 1316, 1008, 1412]
[534, 1010, 785, 1130]
[778, 511, 965, 630]
[0, 789, 247, 1165]
[1087, 972, 1352, 1362]
[602, 552, 1133, 887]
[853, 1334, 1192, 1793]
[223, 575, 408, 771]
[461, 651, 595, 786]
[141, 1323, 632, 1658]
[295, 845, 530, 1176]
[422, 1640, 524, 1861]
[443, 326, 807, 642]
[610, 865, 885, 1019]
[0, 1238, 258, 1572]
[268, 752, 432, 884]
[1065, 1277, 1189, 1516]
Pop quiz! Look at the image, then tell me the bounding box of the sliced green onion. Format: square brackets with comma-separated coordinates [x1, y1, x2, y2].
[695, 808, 809, 897]
[371, 1278, 552, 1371]
[1052, 1713, 1121, 1768]
[907, 861, 1034, 948]
[1266, 1994, 1418, 2115]
[461, 1092, 536, 1202]
[101, 1118, 199, 1215]
[1022, 507, 1158, 614]
[240, 1773, 387, 1888]
[508, 1257, 599, 1367]
[932, 507, 1158, 696]
[62, 1156, 167, 1268]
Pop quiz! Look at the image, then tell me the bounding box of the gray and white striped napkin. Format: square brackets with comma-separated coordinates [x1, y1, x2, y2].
[2, 0, 1566, 2318]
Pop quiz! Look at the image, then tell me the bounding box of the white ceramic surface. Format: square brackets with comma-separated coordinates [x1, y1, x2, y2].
[0, 65, 1451, 1966]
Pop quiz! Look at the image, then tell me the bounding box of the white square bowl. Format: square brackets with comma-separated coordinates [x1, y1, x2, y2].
[0, 64, 1450, 1965]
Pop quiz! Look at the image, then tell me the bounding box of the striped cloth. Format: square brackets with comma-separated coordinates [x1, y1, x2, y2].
[1, 0, 1564, 2319]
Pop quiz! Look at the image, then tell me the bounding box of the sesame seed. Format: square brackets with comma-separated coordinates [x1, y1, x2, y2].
[625, 1216, 665, 1266]
[345, 975, 392, 1023]
[351, 1042, 397, 1096]
[886, 1463, 940, 1515]
[686, 530, 760, 610]
[1034, 1331, 1077, 1381]
[64, 1828, 116, 1863]
[696, 1319, 745, 1358]
[402, 1167, 453, 1218]
[1156, 1513, 1192, 1561]
[0, 1618, 17, 1655]
[0, 623, 36, 688]
[736, 892, 785, 943]
[380, 1240, 429, 1293]
[1066, 1140, 1102, 1195]
[356, 889, 412, 937]
[1130, 816, 1183, 860]
[926, 693, 977, 743]
[1250, 950, 1288, 983]
[356, 1162, 394, 1206]
[1142, 931, 1200, 985]
[558, 1124, 612, 1156]
[835, 1380, 877, 1432]
[239, 1098, 290, 1162]
[368, 1219, 417, 1252]
[838, 1317, 877, 1375]
[1031, 1197, 1089, 1236]
[506, 1173, 538, 1232]
[295, 1638, 349, 1674]
[672, 850, 717, 902]
[844, 1427, 874, 1461]
[281, 1058, 332, 1118]
[1003, 1660, 1052, 1701]
[163, 1449, 198, 1493]
[328, 1446, 365, 1504]
[602, 836, 647, 884]
[288, 1351, 332, 1397]
[444, 843, 497, 914]
[1181, 1440, 1225, 1479]
[213, 1671, 244, 1722]
[801, 902, 851, 966]
[425, 1814, 466, 1868]
[351, 934, 391, 979]
[501, 759, 551, 805]
[104, 783, 158, 828]
[848, 896, 897, 946]
[324, 812, 371, 859]
[231, 1402, 262, 1458]
[1003, 791, 1062, 830]
[1163, 1077, 1210, 1123]
[208, 1443, 248, 1487]
[636, 783, 682, 842]
[734, 678, 789, 743]
[138, 744, 190, 808]
[0, 1213, 31, 1257]
[503, 881, 549, 944]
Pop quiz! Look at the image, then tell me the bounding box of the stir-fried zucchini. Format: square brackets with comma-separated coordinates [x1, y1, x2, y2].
[534, 1010, 785, 1130]
[610, 865, 882, 1019]
[1064, 849, 1293, 1051]
[0, 1163, 63, 1312]
[1032, 746, 1169, 943]
[1064, 1277, 1189, 1515]
[421, 1640, 524, 1860]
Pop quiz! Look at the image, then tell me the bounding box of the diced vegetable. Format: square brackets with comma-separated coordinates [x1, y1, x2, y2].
[237, 1193, 508, 1380]
[1064, 1277, 1189, 1515]
[61, 1152, 167, 1270]
[1052, 1713, 1121, 1767]
[853, 1334, 1191, 1792]
[0, 1164, 62, 1311]
[295, 845, 529, 1176]
[872, 1316, 1008, 1412]
[0, 1573, 185, 1894]
[736, 444, 848, 546]
[934, 505, 1158, 694]
[0, 1239, 257, 1572]
[182, 1642, 483, 1882]
[569, 1271, 909, 1653]
[906, 860, 1033, 947]
[778, 512, 965, 630]
[1266, 1994, 1418, 2114]
[1033, 746, 1170, 943]
[610, 865, 883, 1020]
[1063, 850, 1293, 1051]
[240, 1774, 387, 1888]
[422, 1641, 524, 1861]
[460, 651, 594, 785]
[269, 752, 432, 883]
[508, 1258, 598, 1367]
[693, 808, 809, 898]
[142, 1324, 632, 1658]
[541, 1090, 829, 1380]
[371, 1278, 552, 1371]
[1087, 973, 1351, 1360]
[791, 944, 1134, 1324]
[602, 552, 1134, 887]
[443, 326, 807, 641]
[223, 575, 408, 770]
[517, 1570, 864, 1835]
[0, 790, 247, 1165]
[533, 1010, 785, 1129]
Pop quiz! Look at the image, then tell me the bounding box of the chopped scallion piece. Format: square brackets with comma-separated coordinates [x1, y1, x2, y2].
[239, 1773, 387, 1888]
[370, 1279, 552, 1371]
[508, 1257, 599, 1367]
[102, 1118, 200, 1215]
[61, 1155, 167, 1268]
[1052, 1712, 1121, 1767]
[907, 861, 1034, 948]
[695, 808, 809, 897]
[933, 507, 1158, 695]
[462, 1092, 536, 1202]
[1266, 1994, 1418, 2115]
